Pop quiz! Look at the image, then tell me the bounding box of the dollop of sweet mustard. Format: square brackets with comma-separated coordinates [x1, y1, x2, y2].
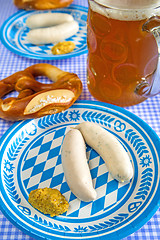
[28, 188, 69, 217]
[51, 41, 75, 55]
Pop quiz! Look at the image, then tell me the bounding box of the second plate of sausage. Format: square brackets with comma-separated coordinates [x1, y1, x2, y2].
[0, 5, 88, 60]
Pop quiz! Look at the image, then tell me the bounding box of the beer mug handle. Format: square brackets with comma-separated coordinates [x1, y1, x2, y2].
[136, 16, 160, 97]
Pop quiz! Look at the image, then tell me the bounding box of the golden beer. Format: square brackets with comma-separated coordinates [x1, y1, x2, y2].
[87, 0, 159, 106]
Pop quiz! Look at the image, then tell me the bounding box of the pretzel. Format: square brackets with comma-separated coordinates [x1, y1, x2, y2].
[13, 0, 73, 10]
[0, 63, 82, 121]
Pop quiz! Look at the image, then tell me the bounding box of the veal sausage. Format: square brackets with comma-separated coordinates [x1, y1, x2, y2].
[61, 129, 97, 202]
[76, 122, 134, 182]
[26, 13, 74, 29]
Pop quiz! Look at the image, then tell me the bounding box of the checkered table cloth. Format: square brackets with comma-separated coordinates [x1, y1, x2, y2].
[0, 0, 160, 239]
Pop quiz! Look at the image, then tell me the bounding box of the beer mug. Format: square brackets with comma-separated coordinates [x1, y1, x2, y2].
[87, 0, 160, 106]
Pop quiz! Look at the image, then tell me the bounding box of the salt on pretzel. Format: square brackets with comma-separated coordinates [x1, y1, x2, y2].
[0, 63, 82, 121]
[13, 0, 73, 10]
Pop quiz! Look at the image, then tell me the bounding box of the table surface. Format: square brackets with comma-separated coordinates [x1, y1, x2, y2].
[0, 0, 160, 239]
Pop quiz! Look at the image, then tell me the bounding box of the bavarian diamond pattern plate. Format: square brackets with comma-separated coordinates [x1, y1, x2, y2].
[0, 100, 160, 240]
[0, 5, 88, 60]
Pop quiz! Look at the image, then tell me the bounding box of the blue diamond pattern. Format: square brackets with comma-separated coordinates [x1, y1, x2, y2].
[106, 180, 119, 195]
[30, 137, 43, 149]
[28, 184, 39, 193]
[90, 167, 99, 179]
[89, 149, 99, 159]
[95, 172, 109, 188]
[22, 156, 37, 171]
[39, 141, 52, 155]
[60, 182, 70, 194]
[21, 126, 130, 218]
[56, 155, 62, 166]
[40, 167, 55, 183]
[50, 173, 64, 188]
[80, 201, 92, 209]
[99, 157, 105, 165]
[91, 197, 105, 215]
[31, 162, 46, 177]
[47, 146, 61, 160]
[23, 178, 30, 188]
[69, 192, 77, 202]
[68, 209, 79, 217]
[117, 184, 130, 201]
[54, 127, 66, 139]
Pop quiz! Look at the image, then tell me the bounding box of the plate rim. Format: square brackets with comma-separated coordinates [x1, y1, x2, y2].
[0, 4, 88, 60]
[0, 100, 160, 240]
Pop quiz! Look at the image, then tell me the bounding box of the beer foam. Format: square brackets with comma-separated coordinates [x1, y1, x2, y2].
[90, 0, 160, 21]
[94, 0, 160, 10]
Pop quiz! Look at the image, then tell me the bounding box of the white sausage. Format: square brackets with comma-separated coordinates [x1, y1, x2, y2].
[76, 122, 133, 182]
[27, 21, 79, 45]
[61, 129, 97, 202]
[26, 13, 74, 29]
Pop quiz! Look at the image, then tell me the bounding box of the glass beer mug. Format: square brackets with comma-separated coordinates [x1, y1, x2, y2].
[87, 0, 160, 106]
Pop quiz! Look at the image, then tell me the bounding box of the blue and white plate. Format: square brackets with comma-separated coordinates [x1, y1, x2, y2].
[0, 100, 160, 240]
[0, 5, 88, 60]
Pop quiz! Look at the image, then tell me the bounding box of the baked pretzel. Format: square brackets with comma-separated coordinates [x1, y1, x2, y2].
[0, 63, 82, 121]
[13, 0, 73, 10]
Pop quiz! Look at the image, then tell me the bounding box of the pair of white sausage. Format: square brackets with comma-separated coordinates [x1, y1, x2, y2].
[26, 13, 79, 45]
[61, 122, 133, 202]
